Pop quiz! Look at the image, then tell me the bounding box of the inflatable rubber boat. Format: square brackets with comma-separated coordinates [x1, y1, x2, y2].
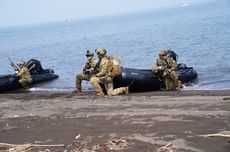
[113, 64, 198, 92]
[0, 59, 58, 92]
[113, 51, 197, 92]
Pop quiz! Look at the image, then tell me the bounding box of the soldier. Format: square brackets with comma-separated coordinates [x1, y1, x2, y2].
[75, 50, 97, 93]
[16, 60, 32, 88]
[152, 49, 181, 91]
[90, 48, 129, 96]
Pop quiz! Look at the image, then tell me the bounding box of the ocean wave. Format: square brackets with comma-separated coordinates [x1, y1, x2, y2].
[29, 87, 74, 92]
[183, 79, 230, 90]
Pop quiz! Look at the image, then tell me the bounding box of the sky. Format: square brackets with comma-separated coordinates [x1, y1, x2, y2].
[0, 0, 206, 27]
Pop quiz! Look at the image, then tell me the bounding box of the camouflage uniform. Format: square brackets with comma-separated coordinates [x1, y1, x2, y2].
[76, 50, 97, 92]
[16, 60, 32, 88]
[152, 50, 179, 90]
[90, 48, 128, 96]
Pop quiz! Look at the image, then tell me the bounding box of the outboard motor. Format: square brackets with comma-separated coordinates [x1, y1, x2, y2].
[167, 50, 178, 63]
[26, 59, 44, 74]
[166, 50, 188, 69]
[26, 59, 55, 74]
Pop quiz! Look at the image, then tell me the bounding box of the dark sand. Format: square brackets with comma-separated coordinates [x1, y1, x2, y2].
[0, 90, 230, 152]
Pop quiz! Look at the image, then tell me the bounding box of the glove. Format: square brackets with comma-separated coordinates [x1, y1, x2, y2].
[158, 66, 165, 71]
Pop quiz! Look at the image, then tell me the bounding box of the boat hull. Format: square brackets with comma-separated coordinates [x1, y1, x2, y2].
[113, 66, 198, 92]
[0, 73, 58, 92]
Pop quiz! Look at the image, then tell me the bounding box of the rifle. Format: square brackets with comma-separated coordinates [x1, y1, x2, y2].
[84, 60, 100, 85]
[89, 59, 101, 77]
[83, 62, 90, 74]
[6, 55, 21, 72]
[163, 69, 178, 81]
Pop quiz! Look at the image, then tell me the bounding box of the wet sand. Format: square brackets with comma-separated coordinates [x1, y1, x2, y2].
[0, 90, 230, 152]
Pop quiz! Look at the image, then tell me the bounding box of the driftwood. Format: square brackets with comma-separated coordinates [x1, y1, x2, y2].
[0, 143, 64, 147]
[0, 143, 64, 152]
[154, 143, 176, 152]
[92, 138, 128, 151]
[69, 139, 89, 152]
[67, 138, 128, 152]
[199, 134, 230, 138]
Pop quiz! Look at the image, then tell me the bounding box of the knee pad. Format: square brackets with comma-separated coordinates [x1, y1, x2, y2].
[90, 77, 97, 83]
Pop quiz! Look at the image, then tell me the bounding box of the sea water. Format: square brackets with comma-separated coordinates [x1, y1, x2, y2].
[0, 0, 230, 91]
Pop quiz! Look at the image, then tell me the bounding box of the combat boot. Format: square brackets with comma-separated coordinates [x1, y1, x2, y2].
[72, 89, 82, 95]
[76, 91, 82, 95]
[176, 80, 182, 91]
[97, 91, 105, 96]
[21, 83, 29, 89]
[124, 86, 129, 95]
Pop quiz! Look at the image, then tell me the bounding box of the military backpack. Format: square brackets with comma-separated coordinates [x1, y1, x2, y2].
[108, 55, 121, 77]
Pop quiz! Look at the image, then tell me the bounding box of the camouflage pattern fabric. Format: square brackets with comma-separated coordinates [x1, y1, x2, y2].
[90, 56, 126, 95]
[76, 58, 97, 92]
[152, 57, 179, 90]
[16, 67, 32, 88]
[90, 76, 126, 95]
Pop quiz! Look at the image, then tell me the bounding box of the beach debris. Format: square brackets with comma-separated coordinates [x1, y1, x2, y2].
[154, 143, 176, 152]
[6, 115, 20, 118]
[92, 138, 128, 151]
[75, 134, 81, 140]
[223, 97, 230, 100]
[0, 143, 64, 152]
[199, 133, 230, 138]
[66, 137, 128, 152]
[38, 149, 51, 152]
[3, 123, 17, 130]
[34, 139, 52, 144]
[67, 138, 92, 152]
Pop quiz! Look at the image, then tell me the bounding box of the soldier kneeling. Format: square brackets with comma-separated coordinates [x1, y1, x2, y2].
[90, 48, 129, 96]
[152, 49, 181, 91]
[75, 50, 97, 94]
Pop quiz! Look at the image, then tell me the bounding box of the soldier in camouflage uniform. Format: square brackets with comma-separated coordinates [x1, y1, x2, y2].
[152, 49, 181, 91]
[90, 48, 129, 96]
[75, 50, 97, 93]
[16, 60, 32, 88]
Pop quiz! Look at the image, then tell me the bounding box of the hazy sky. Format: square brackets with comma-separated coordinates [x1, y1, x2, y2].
[0, 0, 205, 27]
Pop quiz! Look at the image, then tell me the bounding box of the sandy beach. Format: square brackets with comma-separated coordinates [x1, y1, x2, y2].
[0, 90, 230, 152]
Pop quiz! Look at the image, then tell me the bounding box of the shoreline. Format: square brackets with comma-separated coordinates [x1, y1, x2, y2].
[0, 90, 229, 151]
[1, 89, 230, 98]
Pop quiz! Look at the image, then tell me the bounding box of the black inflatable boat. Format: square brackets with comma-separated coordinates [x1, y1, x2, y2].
[113, 64, 198, 92]
[113, 50, 197, 92]
[0, 59, 59, 92]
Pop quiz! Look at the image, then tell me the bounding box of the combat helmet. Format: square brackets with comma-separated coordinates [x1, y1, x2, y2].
[85, 50, 94, 57]
[17, 60, 26, 66]
[95, 48, 107, 56]
[159, 49, 168, 56]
